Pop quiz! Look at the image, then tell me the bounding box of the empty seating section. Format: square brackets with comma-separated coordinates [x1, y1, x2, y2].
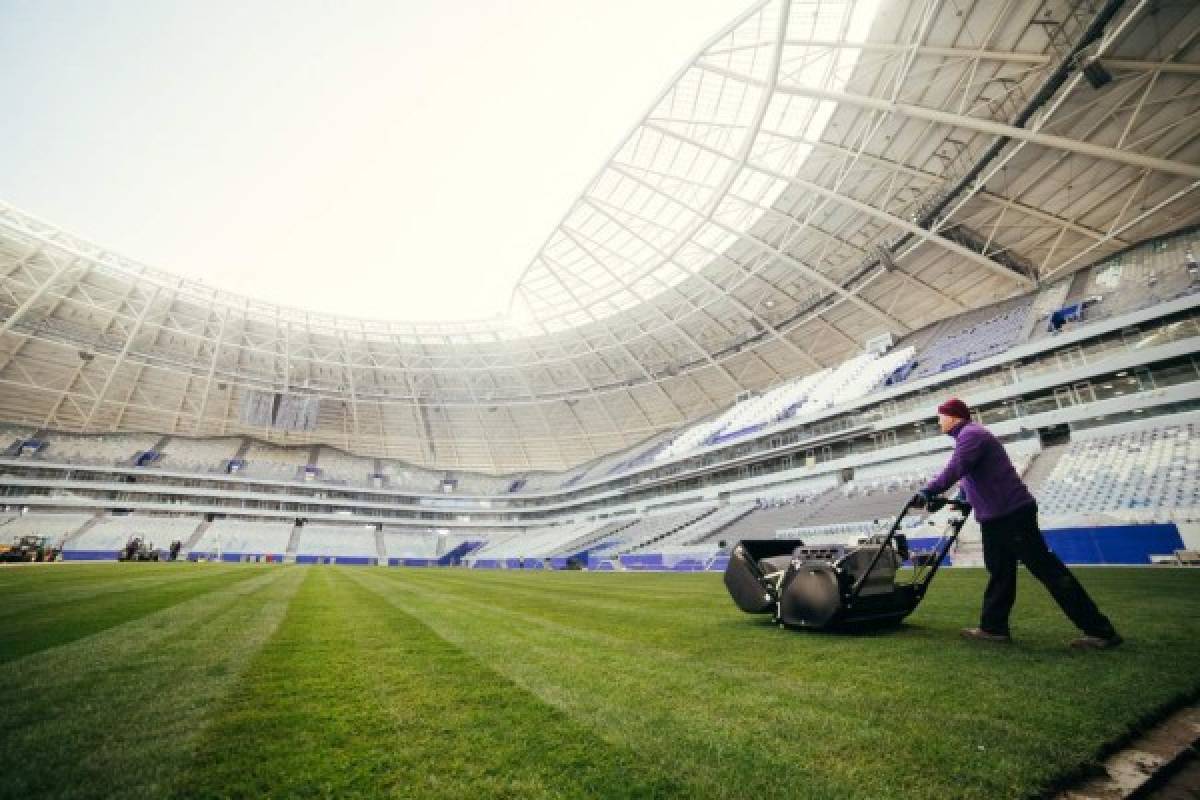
[1024, 277, 1073, 341]
[314, 447, 376, 485]
[795, 481, 928, 528]
[518, 471, 566, 493]
[1036, 417, 1200, 519]
[1071, 237, 1198, 323]
[852, 452, 952, 487]
[448, 472, 516, 495]
[713, 441, 1041, 542]
[528, 433, 675, 492]
[654, 347, 917, 463]
[786, 348, 914, 416]
[70, 515, 200, 552]
[1, 512, 93, 547]
[720, 496, 831, 540]
[905, 297, 1033, 381]
[191, 519, 293, 556]
[381, 531, 440, 559]
[649, 503, 755, 548]
[160, 437, 243, 472]
[240, 443, 310, 481]
[793, 441, 1040, 529]
[613, 508, 714, 552]
[379, 460, 441, 491]
[543, 519, 632, 557]
[470, 520, 607, 560]
[0, 424, 36, 452]
[41, 432, 158, 466]
[590, 430, 677, 479]
[296, 525, 377, 558]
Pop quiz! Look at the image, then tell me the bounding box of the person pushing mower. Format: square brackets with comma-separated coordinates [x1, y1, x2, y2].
[913, 398, 1123, 649]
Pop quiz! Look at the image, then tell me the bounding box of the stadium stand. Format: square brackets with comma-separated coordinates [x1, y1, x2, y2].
[295, 524, 379, 562]
[903, 296, 1033, 382]
[1065, 236, 1199, 325]
[0, 512, 94, 547]
[470, 520, 608, 561]
[613, 508, 716, 553]
[158, 437, 244, 473]
[639, 503, 755, 549]
[239, 442, 312, 481]
[312, 447, 376, 485]
[188, 518, 293, 559]
[543, 519, 636, 557]
[0, 251, 1194, 569]
[446, 471, 516, 495]
[654, 347, 916, 463]
[0, 423, 37, 454]
[719, 491, 840, 540]
[378, 459, 442, 491]
[39, 432, 159, 466]
[67, 515, 200, 555]
[1035, 415, 1200, 521]
[380, 530, 441, 560]
[516, 470, 566, 493]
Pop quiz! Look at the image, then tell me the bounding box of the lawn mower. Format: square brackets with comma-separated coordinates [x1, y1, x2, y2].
[0, 535, 59, 563]
[118, 536, 160, 562]
[723, 497, 970, 631]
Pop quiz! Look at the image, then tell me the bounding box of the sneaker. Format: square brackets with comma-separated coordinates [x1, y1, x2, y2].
[960, 627, 1012, 643]
[1069, 633, 1123, 650]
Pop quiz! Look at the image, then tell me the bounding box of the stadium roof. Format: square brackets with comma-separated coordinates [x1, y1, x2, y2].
[1, 0, 1198, 471]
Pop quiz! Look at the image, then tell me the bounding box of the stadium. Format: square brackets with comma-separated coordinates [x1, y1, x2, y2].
[1, 0, 1199, 797]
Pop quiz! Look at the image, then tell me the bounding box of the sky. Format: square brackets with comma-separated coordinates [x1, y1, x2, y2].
[0, 0, 749, 323]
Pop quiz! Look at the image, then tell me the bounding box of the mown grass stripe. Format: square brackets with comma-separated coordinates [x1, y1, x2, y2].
[0, 564, 250, 619]
[0, 568, 303, 800]
[2, 565, 1197, 799]
[173, 568, 687, 799]
[0, 564, 262, 664]
[354, 568, 1200, 799]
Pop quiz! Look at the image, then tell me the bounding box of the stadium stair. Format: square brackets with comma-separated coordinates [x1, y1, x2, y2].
[626, 508, 716, 553]
[547, 519, 637, 558]
[284, 523, 302, 564]
[1020, 444, 1069, 493]
[179, 519, 211, 559]
[681, 504, 758, 545]
[374, 528, 386, 564]
[58, 512, 107, 550]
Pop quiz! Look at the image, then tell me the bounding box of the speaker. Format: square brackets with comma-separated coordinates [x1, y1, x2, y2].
[1083, 60, 1112, 89]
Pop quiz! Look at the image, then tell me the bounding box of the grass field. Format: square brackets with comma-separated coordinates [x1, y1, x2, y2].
[1, 564, 1198, 799]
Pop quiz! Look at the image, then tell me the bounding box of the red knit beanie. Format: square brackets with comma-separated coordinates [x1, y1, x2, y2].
[936, 397, 971, 420]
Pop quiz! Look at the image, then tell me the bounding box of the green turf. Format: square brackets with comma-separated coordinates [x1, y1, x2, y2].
[0, 565, 1197, 799]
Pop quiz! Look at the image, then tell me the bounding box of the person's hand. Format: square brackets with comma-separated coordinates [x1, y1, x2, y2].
[912, 489, 935, 509]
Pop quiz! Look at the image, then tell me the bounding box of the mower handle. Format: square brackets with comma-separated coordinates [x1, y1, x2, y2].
[846, 496, 971, 606]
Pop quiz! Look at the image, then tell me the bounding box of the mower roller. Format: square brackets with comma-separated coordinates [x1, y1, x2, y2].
[723, 497, 970, 631]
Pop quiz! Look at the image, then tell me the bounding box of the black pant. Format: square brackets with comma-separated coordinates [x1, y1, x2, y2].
[980, 503, 1116, 638]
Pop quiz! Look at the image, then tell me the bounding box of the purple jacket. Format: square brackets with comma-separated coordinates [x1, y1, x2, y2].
[924, 421, 1035, 523]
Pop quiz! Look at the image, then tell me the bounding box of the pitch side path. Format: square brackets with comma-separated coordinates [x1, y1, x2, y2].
[1, 565, 1197, 799]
